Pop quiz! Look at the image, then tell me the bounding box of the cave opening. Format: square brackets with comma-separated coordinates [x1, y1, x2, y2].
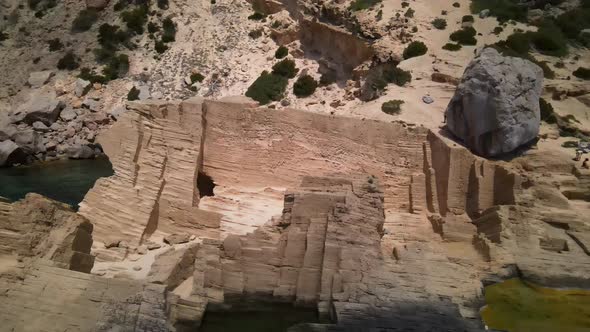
[197, 171, 216, 198]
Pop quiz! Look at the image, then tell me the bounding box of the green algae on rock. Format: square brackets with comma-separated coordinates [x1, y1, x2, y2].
[482, 278, 590, 332]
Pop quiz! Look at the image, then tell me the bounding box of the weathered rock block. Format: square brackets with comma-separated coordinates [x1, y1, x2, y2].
[445, 48, 543, 157]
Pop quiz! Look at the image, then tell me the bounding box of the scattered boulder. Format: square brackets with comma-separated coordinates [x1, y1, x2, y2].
[27, 71, 54, 88]
[60, 108, 77, 121]
[12, 129, 45, 154]
[422, 95, 434, 104]
[32, 121, 49, 132]
[0, 140, 27, 166]
[138, 86, 151, 101]
[11, 93, 65, 125]
[163, 233, 190, 245]
[66, 144, 95, 159]
[82, 97, 100, 112]
[0, 124, 17, 142]
[479, 9, 490, 18]
[75, 79, 92, 97]
[445, 48, 543, 157]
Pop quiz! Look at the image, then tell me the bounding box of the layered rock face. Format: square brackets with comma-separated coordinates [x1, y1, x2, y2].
[68, 98, 590, 330]
[79, 98, 427, 257]
[0, 195, 170, 331]
[445, 48, 544, 157]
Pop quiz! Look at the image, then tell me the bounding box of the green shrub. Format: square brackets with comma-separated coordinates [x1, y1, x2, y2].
[293, 75, 318, 97]
[441, 10, 447, 15]
[381, 100, 404, 115]
[157, 0, 168, 9]
[79, 67, 107, 84]
[403, 41, 427, 59]
[573, 67, 590, 80]
[493, 26, 503, 35]
[504, 32, 530, 55]
[562, 140, 579, 148]
[401, 1, 409, 8]
[404, 8, 414, 18]
[540, 98, 557, 123]
[470, 0, 527, 22]
[530, 22, 568, 57]
[462, 15, 474, 23]
[554, 8, 590, 40]
[72, 9, 99, 32]
[275, 46, 288, 59]
[245, 71, 288, 104]
[349, 0, 381, 11]
[113, 0, 129, 11]
[47, 38, 63, 51]
[248, 12, 266, 20]
[94, 47, 116, 63]
[249, 29, 262, 39]
[147, 22, 159, 33]
[319, 73, 336, 86]
[155, 40, 168, 53]
[432, 18, 447, 30]
[57, 51, 79, 70]
[382, 66, 412, 86]
[272, 59, 298, 78]
[97, 24, 131, 50]
[452, 2, 460, 7]
[127, 86, 140, 101]
[191, 72, 205, 83]
[162, 17, 176, 42]
[450, 27, 477, 45]
[442, 43, 462, 51]
[102, 53, 129, 80]
[121, 7, 148, 34]
[0, 31, 8, 43]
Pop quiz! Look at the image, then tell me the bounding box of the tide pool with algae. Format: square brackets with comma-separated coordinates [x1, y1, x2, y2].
[482, 278, 590, 332]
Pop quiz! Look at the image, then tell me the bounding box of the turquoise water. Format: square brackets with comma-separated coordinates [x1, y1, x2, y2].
[0, 158, 113, 208]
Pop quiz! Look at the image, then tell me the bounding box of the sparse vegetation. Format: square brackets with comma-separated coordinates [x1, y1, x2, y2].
[275, 46, 288, 59]
[462, 15, 474, 23]
[573, 67, 590, 80]
[101, 53, 129, 80]
[442, 43, 462, 51]
[401, 1, 409, 8]
[382, 66, 412, 86]
[47, 38, 63, 51]
[161, 17, 176, 42]
[71, 9, 99, 32]
[191, 72, 205, 83]
[147, 22, 159, 33]
[79, 67, 107, 84]
[529, 22, 568, 57]
[450, 27, 477, 45]
[113, 0, 129, 11]
[349, 0, 382, 11]
[0, 31, 8, 43]
[470, 0, 527, 22]
[248, 12, 266, 20]
[293, 75, 318, 97]
[381, 100, 404, 115]
[249, 29, 262, 39]
[57, 51, 79, 70]
[431, 18, 447, 30]
[493, 26, 503, 35]
[452, 2, 460, 7]
[403, 41, 428, 59]
[245, 71, 288, 104]
[540, 98, 557, 124]
[157, 0, 168, 10]
[155, 40, 168, 53]
[272, 59, 298, 78]
[127, 86, 140, 101]
[121, 6, 148, 35]
[404, 8, 415, 18]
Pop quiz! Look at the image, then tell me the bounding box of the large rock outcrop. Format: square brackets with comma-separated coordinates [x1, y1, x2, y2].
[445, 48, 544, 157]
[0, 194, 170, 331]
